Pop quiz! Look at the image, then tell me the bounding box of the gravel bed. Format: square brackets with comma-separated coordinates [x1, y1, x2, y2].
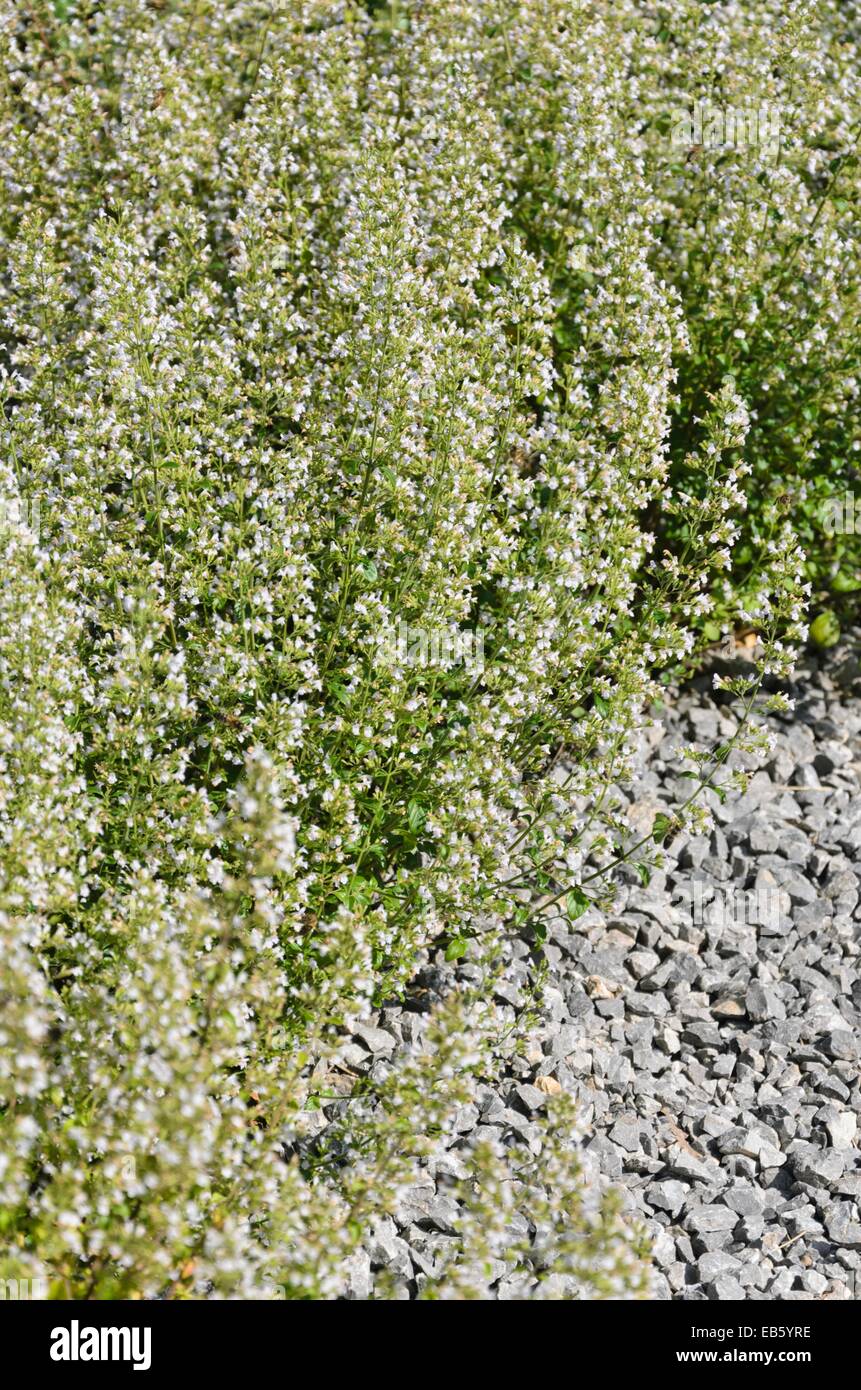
[316, 637, 861, 1300]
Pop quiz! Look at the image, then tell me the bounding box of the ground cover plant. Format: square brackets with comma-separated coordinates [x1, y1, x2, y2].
[0, 0, 853, 1299]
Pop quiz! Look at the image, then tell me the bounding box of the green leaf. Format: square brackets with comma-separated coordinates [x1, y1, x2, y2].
[445, 938, 468, 962]
[636, 862, 651, 888]
[810, 610, 841, 648]
[652, 813, 673, 844]
[565, 888, 590, 921]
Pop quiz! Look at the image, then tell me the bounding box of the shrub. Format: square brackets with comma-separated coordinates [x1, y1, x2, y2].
[637, 0, 861, 636]
[0, 0, 823, 1298]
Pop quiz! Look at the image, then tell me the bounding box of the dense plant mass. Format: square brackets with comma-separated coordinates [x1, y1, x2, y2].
[0, 0, 853, 1298]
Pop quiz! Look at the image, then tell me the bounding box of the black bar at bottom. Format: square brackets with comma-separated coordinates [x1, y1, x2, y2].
[1, 1295, 853, 1377]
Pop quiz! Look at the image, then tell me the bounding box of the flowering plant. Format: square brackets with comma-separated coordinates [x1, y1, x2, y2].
[0, 0, 834, 1299]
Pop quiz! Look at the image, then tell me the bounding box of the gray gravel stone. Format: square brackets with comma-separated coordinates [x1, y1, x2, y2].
[698, 1251, 741, 1282]
[820, 1029, 858, 1061]
[609, 1118, 643, 1152]
[826, 1203, 861, 1249]
[686, 1205, 739, 1235]
[721, 1184, 765, 1218]
[708, 1275, 746, 1300]
[791, 1145, 846, 1189]
[353, 1023, 397, 1056]
[825, 1111, 857, 1149]
[647, 1179, 690, 1215]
